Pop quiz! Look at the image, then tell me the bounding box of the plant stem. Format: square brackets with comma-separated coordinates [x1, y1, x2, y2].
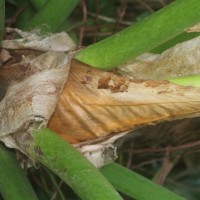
[101, 163, 185, 200]
[76, 0, 200, 69]
[24, 0, 79, 33]
[0, 144, 38, 200]
[26, 128, 123, 200]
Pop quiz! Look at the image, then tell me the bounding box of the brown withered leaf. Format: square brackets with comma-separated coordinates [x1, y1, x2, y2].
[48, 60, 200, 147]
[2, 29, 200, 167]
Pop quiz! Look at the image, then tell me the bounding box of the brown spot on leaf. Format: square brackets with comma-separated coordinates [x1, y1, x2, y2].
[0, 62, 41, 83]
[130, 79, 146, 84]
[81, 75, 92, 84]
[145, 80, 169, 88]
[98, 75, 129, 93]
[109, 76, 129, 93]
[98, 76, 111, 89]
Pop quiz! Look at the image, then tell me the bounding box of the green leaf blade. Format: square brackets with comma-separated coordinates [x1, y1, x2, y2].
[76, 0, 200, 70]
[101, 163, 186, 200]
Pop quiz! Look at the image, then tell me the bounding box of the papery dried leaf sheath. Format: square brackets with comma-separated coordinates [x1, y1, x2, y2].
[118, 36, 200, 79]
[48, 60, 200, 145]
[0, 50, 71, 149]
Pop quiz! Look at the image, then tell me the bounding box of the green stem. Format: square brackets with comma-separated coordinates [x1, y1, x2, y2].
[75, 0, 200, 69]
[24, 0, 79, 33]
[26, 128, 123, 200]
[0, 144, 38, 200]
[101, 163, 185, 200]
[0, 0, 5, 46]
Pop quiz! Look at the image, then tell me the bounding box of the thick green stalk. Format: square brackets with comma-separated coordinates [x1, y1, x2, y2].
[27, 128, 122, 200]
[76, 0, 200, 69]
[0, 0, 5, 46]
[101, 163, 185, 200]
[24, 0, 79, 33]
[0, 144, 38, 200]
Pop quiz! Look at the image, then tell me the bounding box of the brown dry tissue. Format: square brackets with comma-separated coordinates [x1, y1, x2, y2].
[1, 28, 200, 167]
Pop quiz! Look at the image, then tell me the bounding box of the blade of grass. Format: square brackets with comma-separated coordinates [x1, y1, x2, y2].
[24, 0, 79, 33]
[0, 0, 5, 46]
[0, 144, 38, 200]
[75, 0, 200, 70]
[26, 128, 123, 200]
[101, 163, 185, 200]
